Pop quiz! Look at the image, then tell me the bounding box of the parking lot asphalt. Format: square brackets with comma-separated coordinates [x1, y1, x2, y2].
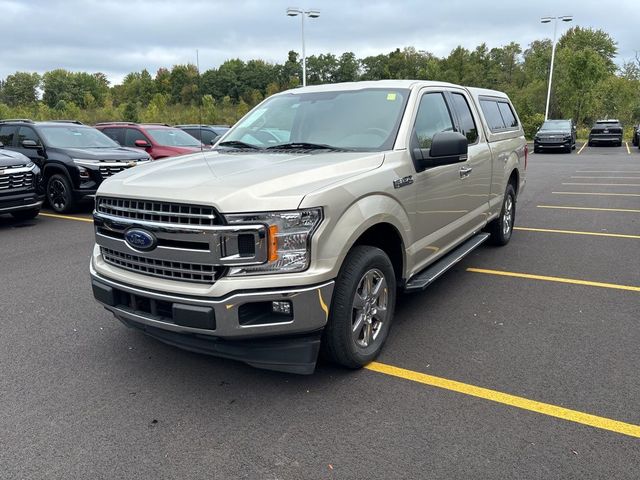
[1, 144, 639, 479]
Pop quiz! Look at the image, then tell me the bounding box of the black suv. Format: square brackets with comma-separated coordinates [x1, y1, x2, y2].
[588, 119, 623, 147]
[176, 124, 230, 145]
[0, 143, 44, 220]
[533, 119, 577, 153]
[0, 120, 151, 213]
[632, 124, 639, 147]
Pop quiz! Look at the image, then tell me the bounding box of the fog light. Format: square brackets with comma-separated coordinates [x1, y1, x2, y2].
[78, 166, 90, 179]
[272, 301, 292, 315]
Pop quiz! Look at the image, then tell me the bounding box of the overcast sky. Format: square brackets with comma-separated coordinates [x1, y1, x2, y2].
[1, 0, 638, 85]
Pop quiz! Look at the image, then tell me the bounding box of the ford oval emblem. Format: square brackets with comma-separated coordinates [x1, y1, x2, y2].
[124, 228, 157, 251]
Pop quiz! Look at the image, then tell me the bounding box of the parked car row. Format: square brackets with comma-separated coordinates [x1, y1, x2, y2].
[0, 120, 231, 215]
[534, 117, 633, 154]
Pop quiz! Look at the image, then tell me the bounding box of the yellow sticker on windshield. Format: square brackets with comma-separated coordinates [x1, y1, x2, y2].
[387, 93, 397, 101]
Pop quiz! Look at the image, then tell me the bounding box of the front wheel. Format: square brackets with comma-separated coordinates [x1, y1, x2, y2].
[47, 174, 75, 213]
[322, 246, 396, 369]
[487, 184, 516, 246]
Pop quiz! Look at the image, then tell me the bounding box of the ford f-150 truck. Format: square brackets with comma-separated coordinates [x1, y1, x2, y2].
[90, 80, 526, 374]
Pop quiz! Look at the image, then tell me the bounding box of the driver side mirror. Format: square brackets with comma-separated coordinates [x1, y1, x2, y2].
[134, 139, 152, 148]
[412, 131, 468, 170]
[22, 139, 41, 149]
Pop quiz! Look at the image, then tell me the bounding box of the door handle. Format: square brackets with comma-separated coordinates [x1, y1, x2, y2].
[459, 166, 473, 178]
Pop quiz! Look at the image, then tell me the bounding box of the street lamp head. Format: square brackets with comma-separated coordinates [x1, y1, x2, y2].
[286, 7, 301, 16]
[540, 17, 552, 23]
[307, 9, 320, 18]
[560, 16, 573, 22]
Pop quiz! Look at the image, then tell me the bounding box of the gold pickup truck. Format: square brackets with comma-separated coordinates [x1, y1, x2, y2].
[90, 80, 527, 374]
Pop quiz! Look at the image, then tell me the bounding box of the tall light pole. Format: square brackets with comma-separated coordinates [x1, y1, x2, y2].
[541, 15, 573, 120]
[286, 7, 320, 87]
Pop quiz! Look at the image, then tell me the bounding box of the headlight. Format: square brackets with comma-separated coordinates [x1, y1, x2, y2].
[26, 161, 35, 169]
[73, 158, 100, 166]
[224, 208, 323, 275]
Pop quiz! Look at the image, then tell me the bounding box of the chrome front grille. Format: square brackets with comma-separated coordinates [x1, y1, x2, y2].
[96, 196, 219, 226]
[0, 171, 34, 191]
[101, 247, 219, 283]
[99, 165, 128, 177]
[94, 196, 268, 284]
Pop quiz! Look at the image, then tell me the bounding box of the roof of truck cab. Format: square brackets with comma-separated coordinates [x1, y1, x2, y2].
[464, 86, 511, 100]
[281, 80, 462, 93]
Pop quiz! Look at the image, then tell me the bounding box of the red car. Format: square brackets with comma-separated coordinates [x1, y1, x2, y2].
[95, 122, 204, 159]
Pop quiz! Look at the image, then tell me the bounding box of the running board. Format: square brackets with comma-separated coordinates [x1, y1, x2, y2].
[404, 233, 490, 292]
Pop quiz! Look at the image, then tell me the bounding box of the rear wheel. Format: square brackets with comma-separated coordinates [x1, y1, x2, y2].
[11, 208, 40, 220]
[322, 246, 396, 369]
[47, 174, 75, 213]
[487, 184, 516, 246]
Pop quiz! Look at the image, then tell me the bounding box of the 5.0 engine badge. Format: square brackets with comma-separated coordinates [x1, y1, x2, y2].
[124, 228, 157, 252]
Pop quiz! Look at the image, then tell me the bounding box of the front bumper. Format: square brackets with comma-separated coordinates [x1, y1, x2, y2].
[589, 134, 622, 144]
[0, 192, 44, 213]
[534, 138, 572, 149]
[90, 264, 335, 374]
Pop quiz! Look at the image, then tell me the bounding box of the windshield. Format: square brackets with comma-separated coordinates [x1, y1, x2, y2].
[146, 128, 202, 147]
[540, 120, 570, 131]
[39, 126, 120, 148]
[222, 88, 410, 151]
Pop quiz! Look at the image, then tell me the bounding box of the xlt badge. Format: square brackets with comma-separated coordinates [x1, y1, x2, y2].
[393, 176, 414, 189]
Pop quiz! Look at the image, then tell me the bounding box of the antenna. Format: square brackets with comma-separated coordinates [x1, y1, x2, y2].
[196, 49, 204, 152]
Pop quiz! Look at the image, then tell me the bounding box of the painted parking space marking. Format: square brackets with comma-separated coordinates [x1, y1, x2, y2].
[552, 191, 640, 197]
[366, 362, 640, 438]
[514, 226, 640, 239]
[576, 171, 640, 173]
[571, 176, 640, 179]
[626, 142, 631, 155]
[537, 205, 640, 213]
[466, 268, 640, 293]
[576, 143, 587, 155]
[39, 212, 93, 223]
[561, 183, 640, 187]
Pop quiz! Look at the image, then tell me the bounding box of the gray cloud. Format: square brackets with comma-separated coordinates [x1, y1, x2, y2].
[1, 0, 638, 85]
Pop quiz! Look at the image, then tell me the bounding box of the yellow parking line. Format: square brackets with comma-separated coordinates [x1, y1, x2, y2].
[365, 362, 640, 438]
[626, 142, 631, 154]
[562, 183, 640, 187]
[538, 205, 640, 213]
[552, 191, 640, 197]
[571, 176, 640, 179]
[39, 212, 93, 223]
[576, 143, 587, 155]
[466, 267, 640, 292]
[514, 226, 640, 239]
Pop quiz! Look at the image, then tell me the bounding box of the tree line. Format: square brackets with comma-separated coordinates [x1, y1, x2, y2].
[0, 27, 638, 138]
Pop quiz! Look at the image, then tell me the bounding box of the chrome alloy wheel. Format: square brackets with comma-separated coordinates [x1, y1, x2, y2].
[48, 178, 68, 211]
[502, 195, 514, 237]
[351, 268, 389, 348]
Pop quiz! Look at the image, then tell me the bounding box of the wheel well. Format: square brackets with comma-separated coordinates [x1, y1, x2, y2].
[508, 169, 519, 197]
[353, 223, 404, 283]
[43, 163, 70, 182]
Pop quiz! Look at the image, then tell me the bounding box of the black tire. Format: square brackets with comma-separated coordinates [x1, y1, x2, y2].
[11, 208, 40, 220]
[486, 183, 516, 246]
[533, 147, 540, 154]
[564, 145, 572, 153]
[47, 173, 75, 213]
[571, 142, 576, 150]
[322, 246, 397, 369]
[588, 141, 593, 147]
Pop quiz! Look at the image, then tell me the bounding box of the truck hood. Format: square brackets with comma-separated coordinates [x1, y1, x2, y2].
[0, 149, 30, 167]
[62, 147, 149, 162]
[97, 149, 384, 212]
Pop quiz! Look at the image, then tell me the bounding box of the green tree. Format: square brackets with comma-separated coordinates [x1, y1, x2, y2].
[0, 72, 41, 106]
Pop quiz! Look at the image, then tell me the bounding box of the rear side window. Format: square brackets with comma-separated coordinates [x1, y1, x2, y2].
[480, 100, 505, 131]
[413, 93, 454, 149]
[101, 127, 124, 144]
[0, 125, 17, 146]
[450, 93, 479, 143]
[498, 102, 518, 128]
[480, 99, 519, 132]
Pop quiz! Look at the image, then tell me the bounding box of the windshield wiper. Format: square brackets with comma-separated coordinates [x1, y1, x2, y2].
[265, 142, 345, 151]
[217, 140, 261, 150]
